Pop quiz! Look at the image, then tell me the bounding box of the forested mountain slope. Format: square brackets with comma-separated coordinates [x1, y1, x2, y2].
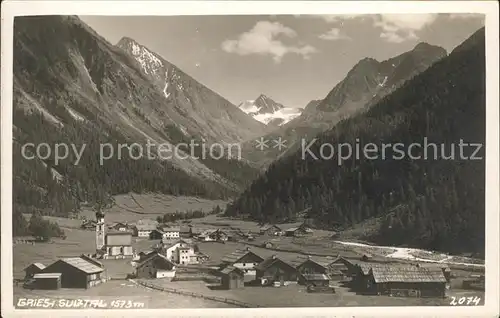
[12, 16, 262, 234]
[226, 28, 486, 255]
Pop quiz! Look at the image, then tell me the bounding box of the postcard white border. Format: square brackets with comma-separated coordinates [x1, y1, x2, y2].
[1, 1, 499, 317]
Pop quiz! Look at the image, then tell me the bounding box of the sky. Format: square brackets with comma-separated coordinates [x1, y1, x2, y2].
[79, 14, 484, 108]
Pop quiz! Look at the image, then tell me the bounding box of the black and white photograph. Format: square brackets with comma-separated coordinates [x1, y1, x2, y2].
[1, 1, 499, 317]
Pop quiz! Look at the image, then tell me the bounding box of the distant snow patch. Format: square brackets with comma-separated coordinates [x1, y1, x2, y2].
[253, 107, 302, 126]
[163, 71, 171, 99]
[378, 76, 388, 87]
[67, 107, 86, 122]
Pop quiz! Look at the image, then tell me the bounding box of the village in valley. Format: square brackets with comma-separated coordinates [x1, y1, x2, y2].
[13, 194, 485, 309]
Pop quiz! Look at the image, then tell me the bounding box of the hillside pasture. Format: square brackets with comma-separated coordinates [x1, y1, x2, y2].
[79, 193, 228, 223]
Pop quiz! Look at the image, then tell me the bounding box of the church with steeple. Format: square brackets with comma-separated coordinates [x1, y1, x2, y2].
[95, 211, 133, 259]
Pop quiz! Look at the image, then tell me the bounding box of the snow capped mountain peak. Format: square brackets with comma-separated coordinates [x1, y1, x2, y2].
[239, 94, 301, 126]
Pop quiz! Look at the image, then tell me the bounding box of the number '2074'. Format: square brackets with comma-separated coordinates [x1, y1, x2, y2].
[450, 296, 482, 306]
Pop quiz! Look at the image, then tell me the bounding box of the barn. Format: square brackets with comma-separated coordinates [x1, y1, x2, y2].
[255, 255, 299, 286]
[32, 273, 62, 290]
[41, 257, 105, 289]
[132, 223, 157, 237]
[292, 256, 329, 275]
[329, 257, 360, 279]
[24, 263, 46, 280]
[284, 227, 306, 237]
[220, 266, 245, 290]
[135, 252, 177, 279]
[221, 247, 264, 282]
[298, 273, 331, 287]
[259, 225, 282, 236]
[356, 264, 447, 298]
[109, 222, 129, 232]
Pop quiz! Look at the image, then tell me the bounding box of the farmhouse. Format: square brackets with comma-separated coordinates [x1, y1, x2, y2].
[329, 257, 360, 279]
[31, 273, 62, 290]
[292, 256, 329, 275]
[255, 255, 299, 286]
[354, 264, 447, 298]
[24, 263, 46, 280]
[41, 257, 106, 289]
[161, 239, 198, 265]
[81, 220, 97, 230]
[149, 229, 165, 240]
[219, 266, 245, 290]
[135, 252, 177, 279]
[221, 247, 264, 281]
[195, 252, 210, 263]
[197, 229, 229, 242]
[162, 227, 180, 240]
[284, 227, 305, 237]
[259, 225, 282, 236]
[322, 257, 347, 281]
[109, 222, 129, 232]
[132, 223, 157, 237]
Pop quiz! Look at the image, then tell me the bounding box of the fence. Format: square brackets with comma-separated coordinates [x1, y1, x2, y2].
[132, 279, 259, 308]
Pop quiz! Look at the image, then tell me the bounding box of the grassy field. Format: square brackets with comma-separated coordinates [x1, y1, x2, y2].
[141, 279, 485, 307]
[79, 193, 228, 223]
[14, 280, 235, 309]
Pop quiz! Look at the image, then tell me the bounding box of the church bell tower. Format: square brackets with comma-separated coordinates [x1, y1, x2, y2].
[96, 210, 106, 251]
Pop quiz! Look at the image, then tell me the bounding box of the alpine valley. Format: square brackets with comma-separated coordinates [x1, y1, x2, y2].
[12, 15, 485, 257]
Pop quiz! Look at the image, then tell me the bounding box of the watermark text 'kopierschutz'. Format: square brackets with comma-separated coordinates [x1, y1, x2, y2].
[301, 137, 483, 166]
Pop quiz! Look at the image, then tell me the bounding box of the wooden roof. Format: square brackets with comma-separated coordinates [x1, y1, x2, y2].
[24, 263, 46, 271]
[136, 252, 175, 269]
[254, 256, 296, 272]
[290, 256, 331, 268]
[370, 265, 447, 283]
[56, 257, 104, 274]
[260, 224, 282, 231]
[220, 266, 244, 276]
[221, 248, 263, 264]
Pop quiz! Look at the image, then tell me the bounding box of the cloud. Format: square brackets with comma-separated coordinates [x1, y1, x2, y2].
[301, 14, 442, 43]
[372, 14, 438, 43]
[221, 21, 317, 63]
[318, 28, 351, 41]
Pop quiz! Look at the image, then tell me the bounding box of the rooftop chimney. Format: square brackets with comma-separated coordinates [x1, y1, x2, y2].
[246, 247, 250, 251]
[272, 254, 277, 259]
